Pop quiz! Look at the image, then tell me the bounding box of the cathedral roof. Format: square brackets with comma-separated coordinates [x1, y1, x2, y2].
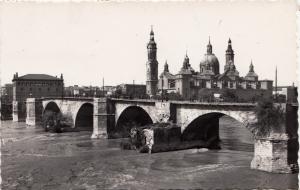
[178, 69, 193, 75]
[160, 71, 175, 79]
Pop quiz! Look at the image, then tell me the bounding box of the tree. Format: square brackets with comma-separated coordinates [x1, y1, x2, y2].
[221, 89, 237, 102]
[253, 98, 285, 137]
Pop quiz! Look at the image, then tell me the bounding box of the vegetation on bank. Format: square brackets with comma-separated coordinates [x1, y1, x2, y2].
[42, 111, 73, 133]
[253, 98, 285, 137]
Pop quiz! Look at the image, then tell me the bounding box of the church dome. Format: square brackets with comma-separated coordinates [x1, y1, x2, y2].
[200, 54, 219, 66]
[200, 54, 220, 75]
[199, 38, 220, 75]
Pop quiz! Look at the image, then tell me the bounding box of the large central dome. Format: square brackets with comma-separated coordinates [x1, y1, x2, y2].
[199, 39, 220, 75]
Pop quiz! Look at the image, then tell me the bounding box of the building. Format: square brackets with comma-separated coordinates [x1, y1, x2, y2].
[1, 83, 13, 120]
[1, 83, 13, 104]
[116, 84, 146, 98]
[12, 73, 64, 102]
[103, 86, 117, 96]
[274, 85, 298, 103]
[64, 85, 116, 97]
[146, 29, 273, 101]
[12, 73, 64, 121]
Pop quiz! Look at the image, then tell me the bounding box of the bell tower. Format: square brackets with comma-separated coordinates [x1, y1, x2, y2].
[225, 38, 235, 71]
[146, 26, 158, 96]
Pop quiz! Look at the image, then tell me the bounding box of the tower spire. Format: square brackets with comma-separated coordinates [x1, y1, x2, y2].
[207, 36, 212, 54]
[249, 59, 254, 72]
[164, 60, 169, 72]
[150, 25, 154, 34]
[225, 37, 234, 66]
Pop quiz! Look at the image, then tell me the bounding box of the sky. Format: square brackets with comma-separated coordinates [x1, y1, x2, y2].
[0, 1, 298, 87]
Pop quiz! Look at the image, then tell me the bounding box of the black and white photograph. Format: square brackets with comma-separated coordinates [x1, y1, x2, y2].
[0, 1, 299, 189]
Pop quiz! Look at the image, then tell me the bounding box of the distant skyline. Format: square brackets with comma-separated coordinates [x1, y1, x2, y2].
[0, 1, 298, 87]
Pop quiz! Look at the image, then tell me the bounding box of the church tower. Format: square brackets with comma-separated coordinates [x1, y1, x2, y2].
[224, 38, 235, 71]
[146, 26, 159, 96]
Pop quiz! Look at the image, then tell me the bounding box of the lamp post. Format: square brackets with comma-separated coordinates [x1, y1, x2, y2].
[161, 76, 163, 102]
[133, 80, 135, 99]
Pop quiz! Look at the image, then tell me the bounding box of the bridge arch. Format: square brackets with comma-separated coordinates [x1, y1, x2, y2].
[114, 105, 153, 137]
[74, 102, 93, 131]
[181, 111, 255, 149]
[180, 109, 256, 133]
[43, 101, 61, 115]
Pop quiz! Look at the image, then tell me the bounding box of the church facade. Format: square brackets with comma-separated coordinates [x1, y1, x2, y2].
[146, 28, 273, 101]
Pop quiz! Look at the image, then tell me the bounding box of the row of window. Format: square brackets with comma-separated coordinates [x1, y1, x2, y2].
[16, 81, 62, 86]
[19, 87, 60, 92]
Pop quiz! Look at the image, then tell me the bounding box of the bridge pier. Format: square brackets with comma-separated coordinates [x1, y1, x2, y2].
[12, 100, 26, 122]
[251, 134, 297, 173]
[91, 98, 115, 139]
[26, 98, 43, 126]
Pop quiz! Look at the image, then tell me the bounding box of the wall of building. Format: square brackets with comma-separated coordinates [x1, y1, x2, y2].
[13, 80, 64, 102]
[189, 88, 272, 102]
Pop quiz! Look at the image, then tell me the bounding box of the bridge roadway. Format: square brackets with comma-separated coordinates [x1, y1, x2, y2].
[20, 97, 298, 173]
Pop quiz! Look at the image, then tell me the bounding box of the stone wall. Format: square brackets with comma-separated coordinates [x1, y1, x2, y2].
[92, 98, 115, 139]
[251, 134, 296, 173]
[190, 88, 272, 102]
[26, 98, 43, 126]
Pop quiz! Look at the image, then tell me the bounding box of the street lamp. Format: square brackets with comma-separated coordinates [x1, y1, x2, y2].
[161, 76, 164, 102]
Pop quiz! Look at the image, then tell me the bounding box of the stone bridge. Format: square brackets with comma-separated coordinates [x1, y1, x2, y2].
[24, 97, 298, 173]
[26, 97, 94, 130]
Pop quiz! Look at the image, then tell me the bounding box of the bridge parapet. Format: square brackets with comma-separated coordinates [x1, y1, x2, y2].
[41, 97, 94, 102]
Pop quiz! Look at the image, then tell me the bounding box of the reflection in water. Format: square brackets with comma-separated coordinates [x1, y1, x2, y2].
[219, 115, 254, 152]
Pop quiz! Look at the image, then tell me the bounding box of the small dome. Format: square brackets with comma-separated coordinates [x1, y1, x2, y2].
[246, 72, 258, 78]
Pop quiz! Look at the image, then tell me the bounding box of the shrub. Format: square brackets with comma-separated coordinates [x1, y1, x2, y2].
[42, 111, 73, 133]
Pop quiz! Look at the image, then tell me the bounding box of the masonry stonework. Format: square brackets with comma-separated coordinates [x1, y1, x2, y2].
[26, 98, 43, 126]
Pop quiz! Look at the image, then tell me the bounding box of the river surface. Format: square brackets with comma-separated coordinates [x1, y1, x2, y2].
[1, 116, 298, 189]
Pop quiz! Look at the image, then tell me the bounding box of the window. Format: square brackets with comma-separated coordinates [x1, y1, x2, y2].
[47, 88, 50, 92]
[29, 88, 32, 91]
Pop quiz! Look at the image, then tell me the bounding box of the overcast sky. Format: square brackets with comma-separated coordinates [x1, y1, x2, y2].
[0, 1, 298, 87]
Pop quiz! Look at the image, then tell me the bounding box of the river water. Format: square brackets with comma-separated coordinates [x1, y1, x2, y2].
[1, 116, 298, 189]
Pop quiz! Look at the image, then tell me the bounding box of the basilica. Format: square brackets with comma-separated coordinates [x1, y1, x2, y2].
[146, 28, 273, 101]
